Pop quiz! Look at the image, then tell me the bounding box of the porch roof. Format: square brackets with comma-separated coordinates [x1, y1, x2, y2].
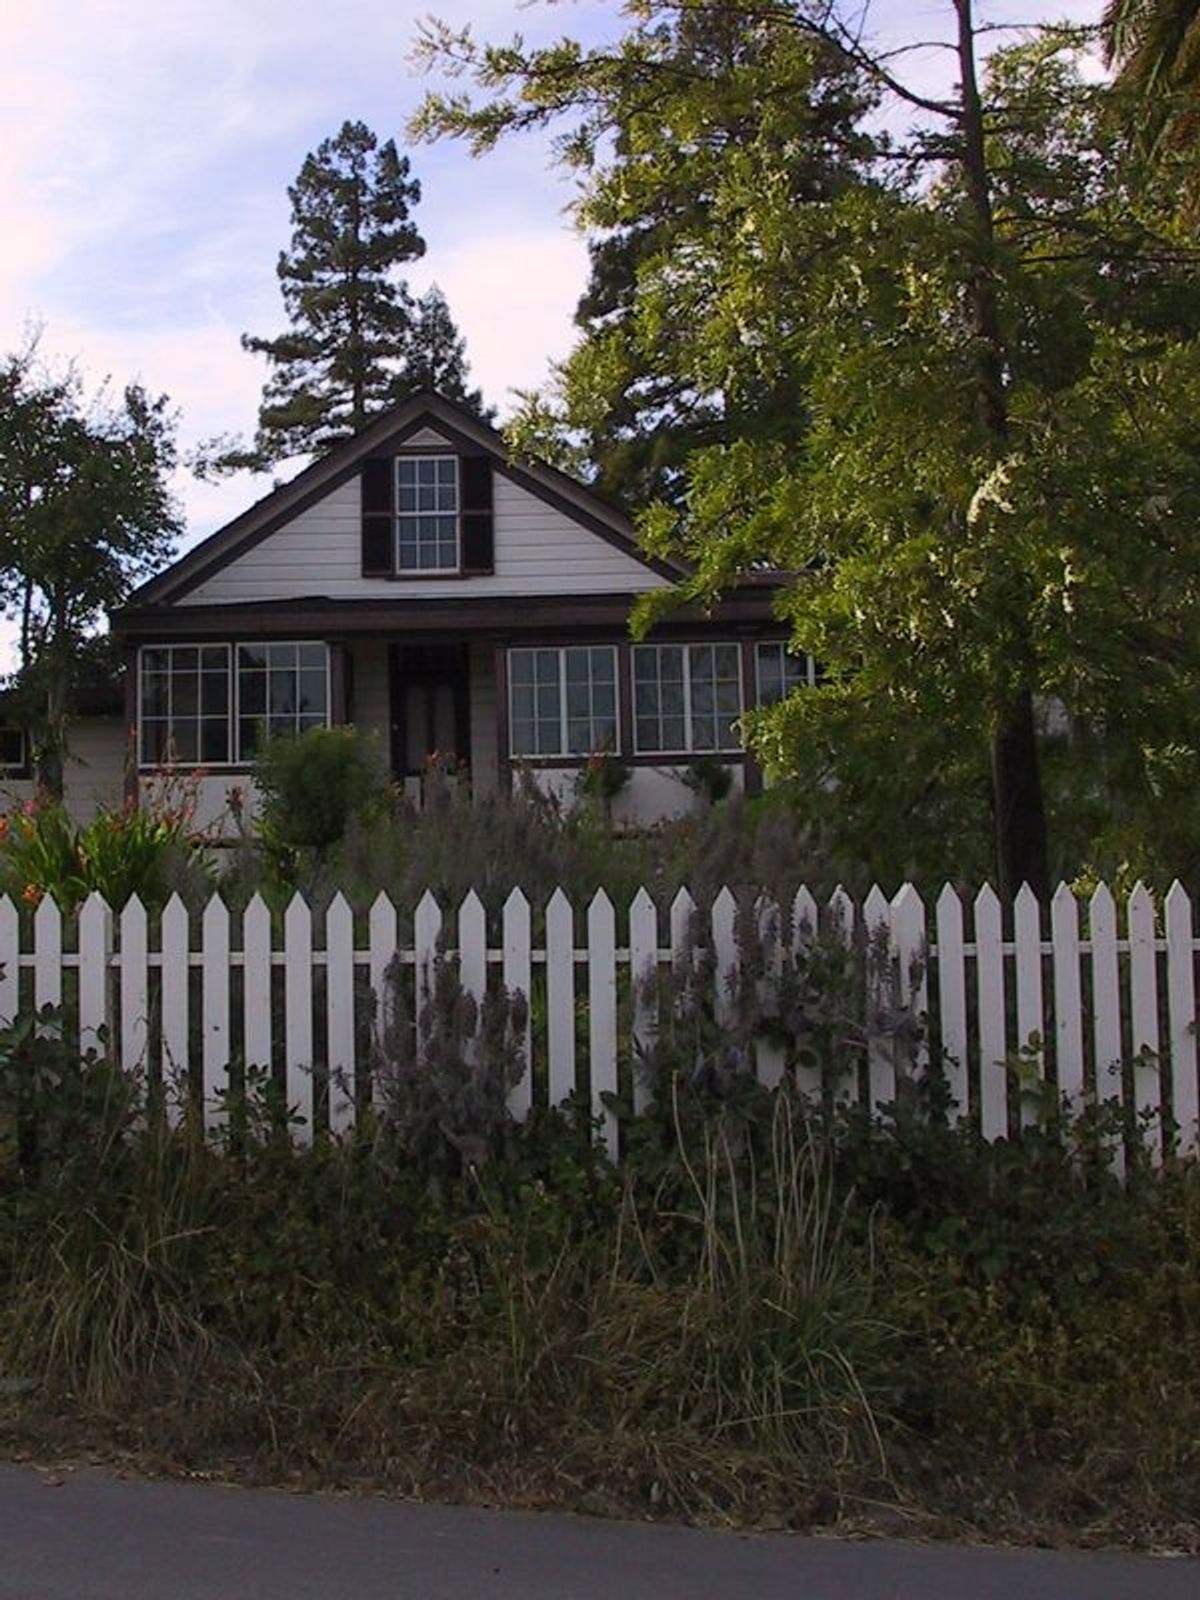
[112, 587, 784, 641]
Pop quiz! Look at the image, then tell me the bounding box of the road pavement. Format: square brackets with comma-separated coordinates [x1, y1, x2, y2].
[0, 1464, 1196, 1599]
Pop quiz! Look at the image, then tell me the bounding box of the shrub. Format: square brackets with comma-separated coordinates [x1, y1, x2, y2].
[252, 727, 388, 864]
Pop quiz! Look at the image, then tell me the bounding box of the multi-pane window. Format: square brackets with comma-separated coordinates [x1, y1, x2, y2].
[0, 727, 25, 770]
[633, 643, 742, 753]
[509, 647, 618, 757]
[756, 642, 817, 704]
[236, 643, 329, 760]
[396, 456, 459, 572]
[139, 645, 230, 765]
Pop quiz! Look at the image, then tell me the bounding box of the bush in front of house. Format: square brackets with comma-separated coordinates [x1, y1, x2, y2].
[251, 726, 390, 871]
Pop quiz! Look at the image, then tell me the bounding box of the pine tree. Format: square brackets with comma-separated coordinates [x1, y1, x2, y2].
[238, 120, 426, 466]
[402, 285, 492, 418]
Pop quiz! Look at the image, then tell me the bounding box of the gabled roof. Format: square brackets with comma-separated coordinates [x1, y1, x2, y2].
[128, 390, 681, 608]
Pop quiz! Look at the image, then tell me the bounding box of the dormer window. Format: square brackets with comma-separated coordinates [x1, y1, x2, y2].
[396, 456, 459, 572]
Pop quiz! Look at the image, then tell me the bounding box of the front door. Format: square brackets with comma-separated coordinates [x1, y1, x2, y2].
[389, 644, 471, 797]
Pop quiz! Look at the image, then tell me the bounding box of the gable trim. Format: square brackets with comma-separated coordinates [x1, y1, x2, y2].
[129, 393, 680, 608]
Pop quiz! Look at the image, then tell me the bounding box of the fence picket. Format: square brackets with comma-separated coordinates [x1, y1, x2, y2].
[243, 894, 272, 1075]
[1052, 884, 1085, 1119]
[545, 888, 576, 1109]
[1128, 883, 1161, 1162]
[975, 885, 1007, 1141]
[1013, 885, 1045, 1130]
[284, 894, 313, 1138]
[34, 896, 61, 1021]
[1089, 884, 1124, 1177]
[628, 887, 658, 1115]
[828, 884, 854, 943]
[711, 886, 738, 1028]
[588, 890, 618, 1157]
[891, 883, 927, 1077]
[755, 894, 786, 1091]
[935, 885, 968, 1123]
[368, 892, 397, 1051]
[414, 891, 442, 1031]
[458, 890, 487, 1019]
[503, 888, 532, 1120]
[120, 895, 149, 1074]
[0, 896, 17, 1028]
[201, 895, 230, 1134]
[160, 894, 189, 1126]
[77, 892, 111, 1057]
[326, 893, 355, 1135]
[864, 884, 894, 1116]
[791, 888, 822, 1102]
[1165, 882, 1198, 1157]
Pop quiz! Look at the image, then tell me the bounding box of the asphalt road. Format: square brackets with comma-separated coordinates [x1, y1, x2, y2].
[0, 1464, 1196, 1600]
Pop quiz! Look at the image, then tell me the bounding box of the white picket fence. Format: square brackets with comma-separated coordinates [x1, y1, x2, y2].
[1, 879, 1197, 1161]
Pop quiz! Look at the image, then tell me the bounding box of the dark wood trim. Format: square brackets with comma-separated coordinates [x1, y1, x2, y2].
[329, 642, 349, 726]
[494, 642, 511, 795]
[739, 638, 764, 797]
[115, 590, 782, 640]
[616, 642, 633, 762]
[508, 750, 748, 771]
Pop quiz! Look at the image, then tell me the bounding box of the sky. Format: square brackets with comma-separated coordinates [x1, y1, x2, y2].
[1, 0, 1105, 571]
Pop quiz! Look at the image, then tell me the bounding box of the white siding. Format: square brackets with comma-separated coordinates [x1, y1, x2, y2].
[178, 473, 666, 605]
[2, 719, 127, 822]
[524, 762, 744, 827]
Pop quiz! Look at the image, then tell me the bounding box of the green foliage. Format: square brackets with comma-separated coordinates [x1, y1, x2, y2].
[575, 748, 631, 806]
[0, 786, 200, 911]
[406, 284, 492, 418]
[0, 336, 179, 791]
[251, 726, 389, 873]
[414, 5, 1200, 891]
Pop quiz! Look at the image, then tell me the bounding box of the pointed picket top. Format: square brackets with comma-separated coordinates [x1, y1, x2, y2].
[120, 892, 147, 929]
[669, 885, 696, 922]
[890, 882, 925, 950]
[935, 882, 962, 921]
[414, 888, 442, 944]
[0, 893, 15, 922]
[243, 891, 270, 932]
[711, 886, 738, 952]
[458, 887, 486, 924]
[326, 891, 354, 940]
[370, 889, 396, 929]
[457, 889, 487, 1011]
[1165, 878, 1192, 923]
[629, 885, 656, 930]
[203, 891, 229, 931]
[754, 891, 781, 944]
[973, 881, 1002, 923]
[863, 883, 890, 937]
[1088, 880, 1116, 930]
[828, 884, 854, 942]
[33, 891, 61, 942]
[162, 890, 187, 924]
[1013, 881, 1041, 932]
[588, 885, 615, 931]
[79, 889, 112, 939]
[503, 885, 530, 921]
[285, 890, 311, 931]
[1128, 879, 1156, 934]
[669, 886, 696, 955]
[1051, 880, 1077, 917]
[546, 885, 573, 919]
[327, 889, 353, 922]
[793, 886, 817, 944]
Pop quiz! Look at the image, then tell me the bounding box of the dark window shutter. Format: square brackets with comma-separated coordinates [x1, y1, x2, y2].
[459, 455, 494, 575]
[361, 457, 393, 576]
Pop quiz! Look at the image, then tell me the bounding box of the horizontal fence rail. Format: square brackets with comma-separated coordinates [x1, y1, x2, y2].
[0, 882, 1196, 1163]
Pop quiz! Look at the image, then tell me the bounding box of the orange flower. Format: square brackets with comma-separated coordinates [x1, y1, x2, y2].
[0, 817, 9, 841]
[22, 883, 42, 907]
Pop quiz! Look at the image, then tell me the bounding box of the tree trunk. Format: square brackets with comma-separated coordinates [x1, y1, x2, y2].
[953, 0, 1051, 899]
[991, 691, 1050, 902]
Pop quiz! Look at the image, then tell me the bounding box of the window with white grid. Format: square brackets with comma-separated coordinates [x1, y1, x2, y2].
[395, 456, 459, 572]
[633, 643, 742, 753]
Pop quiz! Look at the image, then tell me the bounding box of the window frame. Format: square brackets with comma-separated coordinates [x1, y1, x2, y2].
[754, 640, 817, 705]
[137, 642, 233, 770]
[632, 641, 744, 756]
[138, 641, 331, 769]
[234, 641, 332, 764]
[394, 454, 460, 576]
[0, 725, 26, 773]
[507, 644, 621, 760]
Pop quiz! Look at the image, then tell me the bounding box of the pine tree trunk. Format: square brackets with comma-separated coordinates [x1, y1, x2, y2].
[953, 0, 1051, 899]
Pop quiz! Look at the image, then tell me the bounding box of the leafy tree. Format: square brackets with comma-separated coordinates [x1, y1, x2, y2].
[234, 120, 426, 467]
[0, 341, 180, 792]
[1104, 0, 1200, 153]
[406, 285, 492, 418]
[415, 1, 1200, 898]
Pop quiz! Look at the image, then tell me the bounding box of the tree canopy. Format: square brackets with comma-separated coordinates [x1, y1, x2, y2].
[0, 340, 180, 790]
[415, 0, 1200, 893]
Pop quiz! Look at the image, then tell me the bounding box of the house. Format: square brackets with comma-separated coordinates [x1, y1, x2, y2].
[93, 391, 802, 830]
